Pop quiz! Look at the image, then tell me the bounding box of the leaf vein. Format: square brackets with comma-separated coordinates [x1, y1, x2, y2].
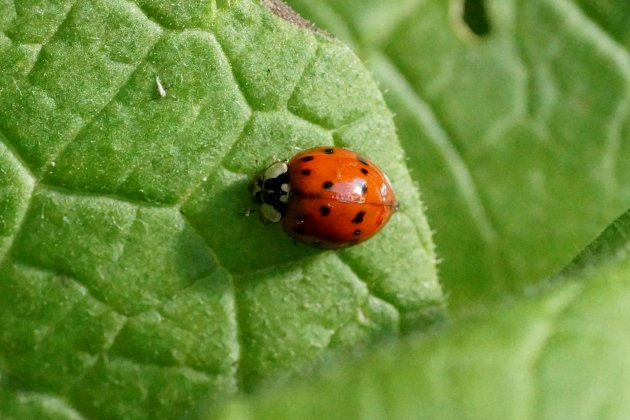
[211, 33, 253, 110]
[180, 217, 243, 388]
[41, 182, 174, 209]
[547, 0, 630, 196]
[556, 0, 630, 67]
[0, 135, 37, 270]
[20, 0, 79, 83]
[6, 389, 88, 420]
[38, 30, 166, 177]
[335, 253, 401, 329]
[99, 354, 215, 381]
[375, 52, 499, 244]
[13, 258, 129, 320]
[528, 281, 588, 419]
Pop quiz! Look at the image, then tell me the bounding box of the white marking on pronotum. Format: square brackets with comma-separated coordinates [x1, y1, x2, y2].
[279, 183, 290, 203]
[155, 76, 167, 98]
[264, 161, 288, 179]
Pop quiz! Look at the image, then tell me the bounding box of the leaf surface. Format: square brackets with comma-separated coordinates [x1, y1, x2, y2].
[209, 206, 630, 419]
[0, 0, 440, 418]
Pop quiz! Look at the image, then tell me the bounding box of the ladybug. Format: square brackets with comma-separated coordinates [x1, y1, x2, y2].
[250, 146, 397, 249]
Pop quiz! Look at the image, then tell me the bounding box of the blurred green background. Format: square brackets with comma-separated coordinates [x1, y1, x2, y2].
[286, 0, 630, 309]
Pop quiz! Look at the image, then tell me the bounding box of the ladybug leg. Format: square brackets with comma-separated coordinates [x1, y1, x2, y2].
[258, 211, 272, 225]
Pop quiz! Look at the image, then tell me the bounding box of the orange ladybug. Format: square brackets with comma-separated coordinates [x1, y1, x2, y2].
[250, 146, 397, 249]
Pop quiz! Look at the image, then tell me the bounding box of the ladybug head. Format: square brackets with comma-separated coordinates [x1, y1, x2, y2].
[251, 161, 290, 224]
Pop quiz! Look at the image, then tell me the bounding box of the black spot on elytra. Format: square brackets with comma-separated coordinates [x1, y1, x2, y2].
[353, 229, 362, 236]
[320, 206, 331, 216]
[351, 211, 365, 224]
[360, 168, 368, 175]
[301, 169, 311, 176]
[361, 184, 368, 195]
[357, 155, 369, 166]
[300, 155, 314, 162]
[322, 181, 333, 189]
[324, 148, 334, 154]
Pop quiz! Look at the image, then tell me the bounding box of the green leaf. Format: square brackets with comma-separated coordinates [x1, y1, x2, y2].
[208, 207, 630, 419]
[285, 0, 630, 308]
[0, 0, 440, 418]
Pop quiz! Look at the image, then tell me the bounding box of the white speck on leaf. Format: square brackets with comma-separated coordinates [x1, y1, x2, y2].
[156, 76, 167, 98]
[357, 308, 369, 325]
